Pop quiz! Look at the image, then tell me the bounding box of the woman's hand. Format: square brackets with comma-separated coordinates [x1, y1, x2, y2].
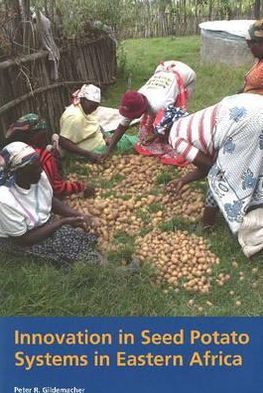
[141, 133, 158, 146]
[88, 152, 106, 164]
[62, 215, 100, 231]
[82, 214, 100, 229]
[166, 179, 186, 194]
[83, 185, 96, 198]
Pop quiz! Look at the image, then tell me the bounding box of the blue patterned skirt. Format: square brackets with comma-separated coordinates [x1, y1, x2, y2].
[0, 225, 101, 265]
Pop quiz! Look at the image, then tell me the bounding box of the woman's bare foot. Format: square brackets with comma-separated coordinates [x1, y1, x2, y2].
[202, 206, 218, 230]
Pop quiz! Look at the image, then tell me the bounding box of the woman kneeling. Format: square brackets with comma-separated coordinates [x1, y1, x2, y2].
[166, 93, 263, 256]
[0, 142, 102, 264]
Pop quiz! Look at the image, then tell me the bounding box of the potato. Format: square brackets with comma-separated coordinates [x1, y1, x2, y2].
[71, 156, 219, 294]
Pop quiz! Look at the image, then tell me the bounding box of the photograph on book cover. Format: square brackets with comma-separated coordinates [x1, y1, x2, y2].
[0, 1, 262, 320]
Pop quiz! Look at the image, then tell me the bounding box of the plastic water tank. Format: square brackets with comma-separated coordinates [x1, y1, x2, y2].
[199, 20, 255, 66]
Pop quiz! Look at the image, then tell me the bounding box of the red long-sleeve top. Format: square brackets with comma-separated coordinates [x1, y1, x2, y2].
[35, 148, 85, 198]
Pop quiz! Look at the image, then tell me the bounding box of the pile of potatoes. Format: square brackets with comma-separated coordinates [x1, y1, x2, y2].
[69, 188, 203, 247]
[69, 155, 204, 236]
[70, 194, 145, 247]
[68, 154, 220, 291]
[70, 155, 165, 195]
[73, 154, 199, 195]
[135, 230, 219, 293]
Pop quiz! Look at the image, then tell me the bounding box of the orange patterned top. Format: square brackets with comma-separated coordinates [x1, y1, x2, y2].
[244, 60, 263, 95]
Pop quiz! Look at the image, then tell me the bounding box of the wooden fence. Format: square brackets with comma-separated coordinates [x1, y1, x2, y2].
[120, 10, 256, 39]
[0, 35, 116, 143]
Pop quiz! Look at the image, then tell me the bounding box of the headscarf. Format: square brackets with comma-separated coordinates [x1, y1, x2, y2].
[247, 19, 263, 42]
[6, 113, 61, 154]
[0, 142, 39, 187]
[72, 84, 101, 106]
[6, 113, 47, 139]
[119, 91, 147, 119]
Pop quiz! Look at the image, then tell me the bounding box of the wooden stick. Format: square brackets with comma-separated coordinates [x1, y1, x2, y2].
[0, 80, 115, 114]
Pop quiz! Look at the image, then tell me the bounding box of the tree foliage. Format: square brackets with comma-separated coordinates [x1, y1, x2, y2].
[28, 0, 259, 39]
[0, 0, 260, 57]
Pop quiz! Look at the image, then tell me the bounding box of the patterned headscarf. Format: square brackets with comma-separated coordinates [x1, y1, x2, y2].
[6, 113, 47, 139]
[72, 84, 101, 106]
[0, 142, 39, 186]
[247, 20, 263, 42]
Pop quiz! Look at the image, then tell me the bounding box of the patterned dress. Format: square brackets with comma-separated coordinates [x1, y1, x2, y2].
[132, 61, 196, 166]
[0, 221, 100, 265]
[170, 93, 263, 234]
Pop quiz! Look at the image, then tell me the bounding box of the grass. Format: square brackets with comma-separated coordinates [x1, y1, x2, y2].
[102, 36, 248, 112]
[0, 35, 262, 317]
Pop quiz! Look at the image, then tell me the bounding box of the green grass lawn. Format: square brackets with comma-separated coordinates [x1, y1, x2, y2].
[0, 36, 262, 317]
[103, 36, 248, 111]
